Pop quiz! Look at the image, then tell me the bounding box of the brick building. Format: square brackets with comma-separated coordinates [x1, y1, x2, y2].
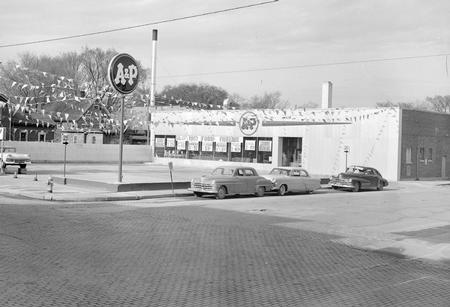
[400, 109, 450, 179]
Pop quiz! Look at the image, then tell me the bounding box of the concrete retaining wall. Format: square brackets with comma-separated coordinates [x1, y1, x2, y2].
[3, 141, 153, 163]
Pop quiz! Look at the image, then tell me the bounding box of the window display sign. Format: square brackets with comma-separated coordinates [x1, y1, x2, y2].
[216, 142, 227, 152]
[155, 137, 165, 148]
[245, 140, 256, 151]
[258, 140, 272, 152]
[188, 142, 199, 151]
[202, 136, 214, 142]
[215, 136, 232, 143]
[202, 141, 213, 152]
[177, 141, 186, 150]
[188, 136, 201, 142]
[231, 142, 242, 152]
[166, 138, 175, 148]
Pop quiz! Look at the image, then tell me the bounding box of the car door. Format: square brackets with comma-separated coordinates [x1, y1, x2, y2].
[290, 169, 307, 192]
[299, 169, 316, 191]
[362, 168, 378, 188]
[232, 168, 247, 194]
[243, 168, 259, 193]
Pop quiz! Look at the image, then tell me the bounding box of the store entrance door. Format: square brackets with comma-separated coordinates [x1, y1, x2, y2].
[281, 137, 302, 167]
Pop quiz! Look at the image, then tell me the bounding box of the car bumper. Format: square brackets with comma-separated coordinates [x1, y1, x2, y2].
[188, 187, 218, 194]
[330, 180, 355, 189]
[4, 161, 31, 166]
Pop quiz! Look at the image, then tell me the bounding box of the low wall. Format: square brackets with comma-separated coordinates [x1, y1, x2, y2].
[3, 141, 153, 163]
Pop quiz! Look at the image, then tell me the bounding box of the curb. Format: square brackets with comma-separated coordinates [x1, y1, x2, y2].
[2, 190, 194, 202]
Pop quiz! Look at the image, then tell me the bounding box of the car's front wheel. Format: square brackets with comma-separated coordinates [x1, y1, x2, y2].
[278, 184, 287, 196]
[255, 186, 265, 197]
[216, 186, 227, 199]
[376, 180, 384, 191]
[353, 181, 361, 192]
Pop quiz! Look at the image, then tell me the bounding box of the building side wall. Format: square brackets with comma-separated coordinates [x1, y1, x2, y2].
[400, 109, 450, 179]
[304, 108, 400, 180]
[3, 141, 153, 163]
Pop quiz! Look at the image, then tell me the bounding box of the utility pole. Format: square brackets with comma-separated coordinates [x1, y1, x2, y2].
[150, 29, 158, 107]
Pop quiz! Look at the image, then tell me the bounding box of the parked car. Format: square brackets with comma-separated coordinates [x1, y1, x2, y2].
[189, 166, 272, 199]
[0, 146, 31, 173]
[329, 165, 388, 192]
[264, 167, 321, 196]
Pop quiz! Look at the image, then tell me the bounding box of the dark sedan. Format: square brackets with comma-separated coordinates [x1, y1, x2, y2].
[330, 165, 388, 192]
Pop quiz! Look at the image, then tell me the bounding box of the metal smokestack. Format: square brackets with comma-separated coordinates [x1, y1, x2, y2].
[150, 29, 158, 107]
[321, 81, 332, 109]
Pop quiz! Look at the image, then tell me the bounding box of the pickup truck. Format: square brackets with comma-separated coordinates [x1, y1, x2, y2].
[1, 146, 31, 172]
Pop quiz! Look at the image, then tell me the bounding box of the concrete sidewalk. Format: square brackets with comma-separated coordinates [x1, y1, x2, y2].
[0, 162, 199, 202]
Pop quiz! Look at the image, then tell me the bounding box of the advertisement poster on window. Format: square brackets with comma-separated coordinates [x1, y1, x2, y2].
[177, 141, 186, 150]
[155, 137, 165, 148]
[245, 140, 256, 151]
[258, 140, 272, 152]
[188, 136, 201, 142]
[188, 142, 199, 151]
[166, 138, 175, 148]
[231, 142, 241, 152]
[202, 141, 213, 152]
[202, 136, 214, 142]
[216, 142, 227, 152]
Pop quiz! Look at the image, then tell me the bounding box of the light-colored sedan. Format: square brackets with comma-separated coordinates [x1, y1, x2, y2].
[189, 166, 273, 199]
[265, 167, 321, 196]
[1, 146, 31, 173]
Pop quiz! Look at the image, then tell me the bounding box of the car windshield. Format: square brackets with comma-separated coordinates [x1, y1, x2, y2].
[211, 167, 235, 176]
[346, 166, 367, 174]
[2, 147, 16, 153]
[269, 168, 290, 176]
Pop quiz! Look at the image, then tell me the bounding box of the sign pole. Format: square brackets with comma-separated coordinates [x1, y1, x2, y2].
[108, 53, 140, 183]
[118, 95, 125, 182]
[168, 161, 174, 197]
[0, 127, 4, 175]
[63, 143, 68, 184]
[344, 145, 350, 171]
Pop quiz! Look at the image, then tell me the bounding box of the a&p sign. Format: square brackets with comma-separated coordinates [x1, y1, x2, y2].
[108, 53, 140, 95]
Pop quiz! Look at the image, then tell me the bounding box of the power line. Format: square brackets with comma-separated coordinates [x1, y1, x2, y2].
[0, 0, 278, 48]
[159, 52, 450, 78]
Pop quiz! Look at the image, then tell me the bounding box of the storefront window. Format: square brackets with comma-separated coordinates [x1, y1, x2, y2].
[243, 137, 257, 162]
[257, 138, 273, 164]
[154, 135, 165, 157]
[155, 135, 272, 164]
[176, 136, 187, 158]
[187, 136, 201, 159]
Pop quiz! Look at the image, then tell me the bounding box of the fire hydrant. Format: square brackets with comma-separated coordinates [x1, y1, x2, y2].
[47, 177, 53, 193]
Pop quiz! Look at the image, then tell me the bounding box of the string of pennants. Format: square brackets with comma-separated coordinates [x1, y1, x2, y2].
[151, 107, 399, 126]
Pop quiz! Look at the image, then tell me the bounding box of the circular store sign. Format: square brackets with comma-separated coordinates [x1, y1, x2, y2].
[239, 111, 259, 136]
[108, 53, 140, 94]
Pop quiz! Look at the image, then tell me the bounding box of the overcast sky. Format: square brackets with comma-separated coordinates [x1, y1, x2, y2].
[2, 0, 450, 108]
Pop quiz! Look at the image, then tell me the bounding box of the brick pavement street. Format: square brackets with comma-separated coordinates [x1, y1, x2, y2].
[1, 198, 449, 306]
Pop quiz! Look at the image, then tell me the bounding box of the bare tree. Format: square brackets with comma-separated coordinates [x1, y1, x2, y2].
[425, 95, 450, 113]
[160, 83, 228, 107]
[241, 91, 288, 109]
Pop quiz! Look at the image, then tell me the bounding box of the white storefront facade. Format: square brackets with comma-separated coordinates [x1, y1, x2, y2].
[151, 107, 401, 181]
